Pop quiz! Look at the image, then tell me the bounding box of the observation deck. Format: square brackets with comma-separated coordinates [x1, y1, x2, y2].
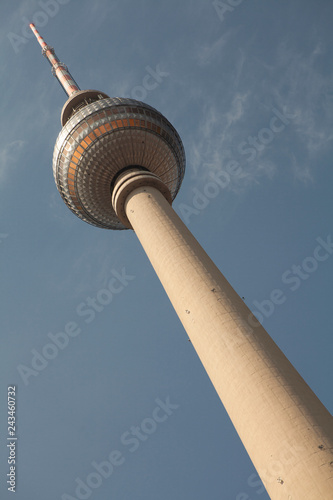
[53, 96, 186, 229]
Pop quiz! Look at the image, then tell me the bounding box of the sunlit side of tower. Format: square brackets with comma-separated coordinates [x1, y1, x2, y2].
[31, 24, 333, 499]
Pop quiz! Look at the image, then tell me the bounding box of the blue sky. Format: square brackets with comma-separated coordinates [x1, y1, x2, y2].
[0, 1, 332, 499]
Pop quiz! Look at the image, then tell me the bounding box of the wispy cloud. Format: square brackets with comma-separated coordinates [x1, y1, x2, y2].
[185, 29, 332, 194]
[186, 87, 252, 185]
[291, 154, 313, 184]
[196, 33, 230, 67]
[0, 140, 26, 185]
[272, 40, 333, 157]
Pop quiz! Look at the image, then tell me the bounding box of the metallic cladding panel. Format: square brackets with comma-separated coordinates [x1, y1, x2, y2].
[53, 98, 186, 229]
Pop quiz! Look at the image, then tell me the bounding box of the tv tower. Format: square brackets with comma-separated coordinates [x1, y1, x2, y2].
[31, 24, 333, 499]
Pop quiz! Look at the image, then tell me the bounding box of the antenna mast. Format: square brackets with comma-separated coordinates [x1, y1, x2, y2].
[30, 23, 80, 97]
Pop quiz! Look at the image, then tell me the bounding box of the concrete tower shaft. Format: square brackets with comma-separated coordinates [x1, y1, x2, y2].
[112, 169, 333, 500]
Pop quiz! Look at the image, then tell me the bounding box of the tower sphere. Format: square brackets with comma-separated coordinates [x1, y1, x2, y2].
[53, 93, 186, 229]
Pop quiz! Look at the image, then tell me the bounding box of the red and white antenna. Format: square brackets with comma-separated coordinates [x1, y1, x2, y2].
[30, 23, 80, 97]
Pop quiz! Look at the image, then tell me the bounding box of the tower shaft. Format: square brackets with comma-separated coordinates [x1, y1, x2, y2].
[113, 170, 333, 500]
[30, 23, 80, 96]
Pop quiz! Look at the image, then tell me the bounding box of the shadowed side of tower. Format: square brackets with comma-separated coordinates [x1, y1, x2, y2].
[30, 24, 333, 500]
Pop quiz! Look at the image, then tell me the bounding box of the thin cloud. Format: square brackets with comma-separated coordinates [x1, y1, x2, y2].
[272, 40, 333, 156]
[0, 140, 26, 184]
[189, 35, 333, 192]
[186, 89, 251, 184]
[291, 154, 313, 184]
[195, 32, 232, 67]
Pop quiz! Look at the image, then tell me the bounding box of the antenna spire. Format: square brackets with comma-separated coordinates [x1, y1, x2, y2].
[30, 23, 80, 97]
